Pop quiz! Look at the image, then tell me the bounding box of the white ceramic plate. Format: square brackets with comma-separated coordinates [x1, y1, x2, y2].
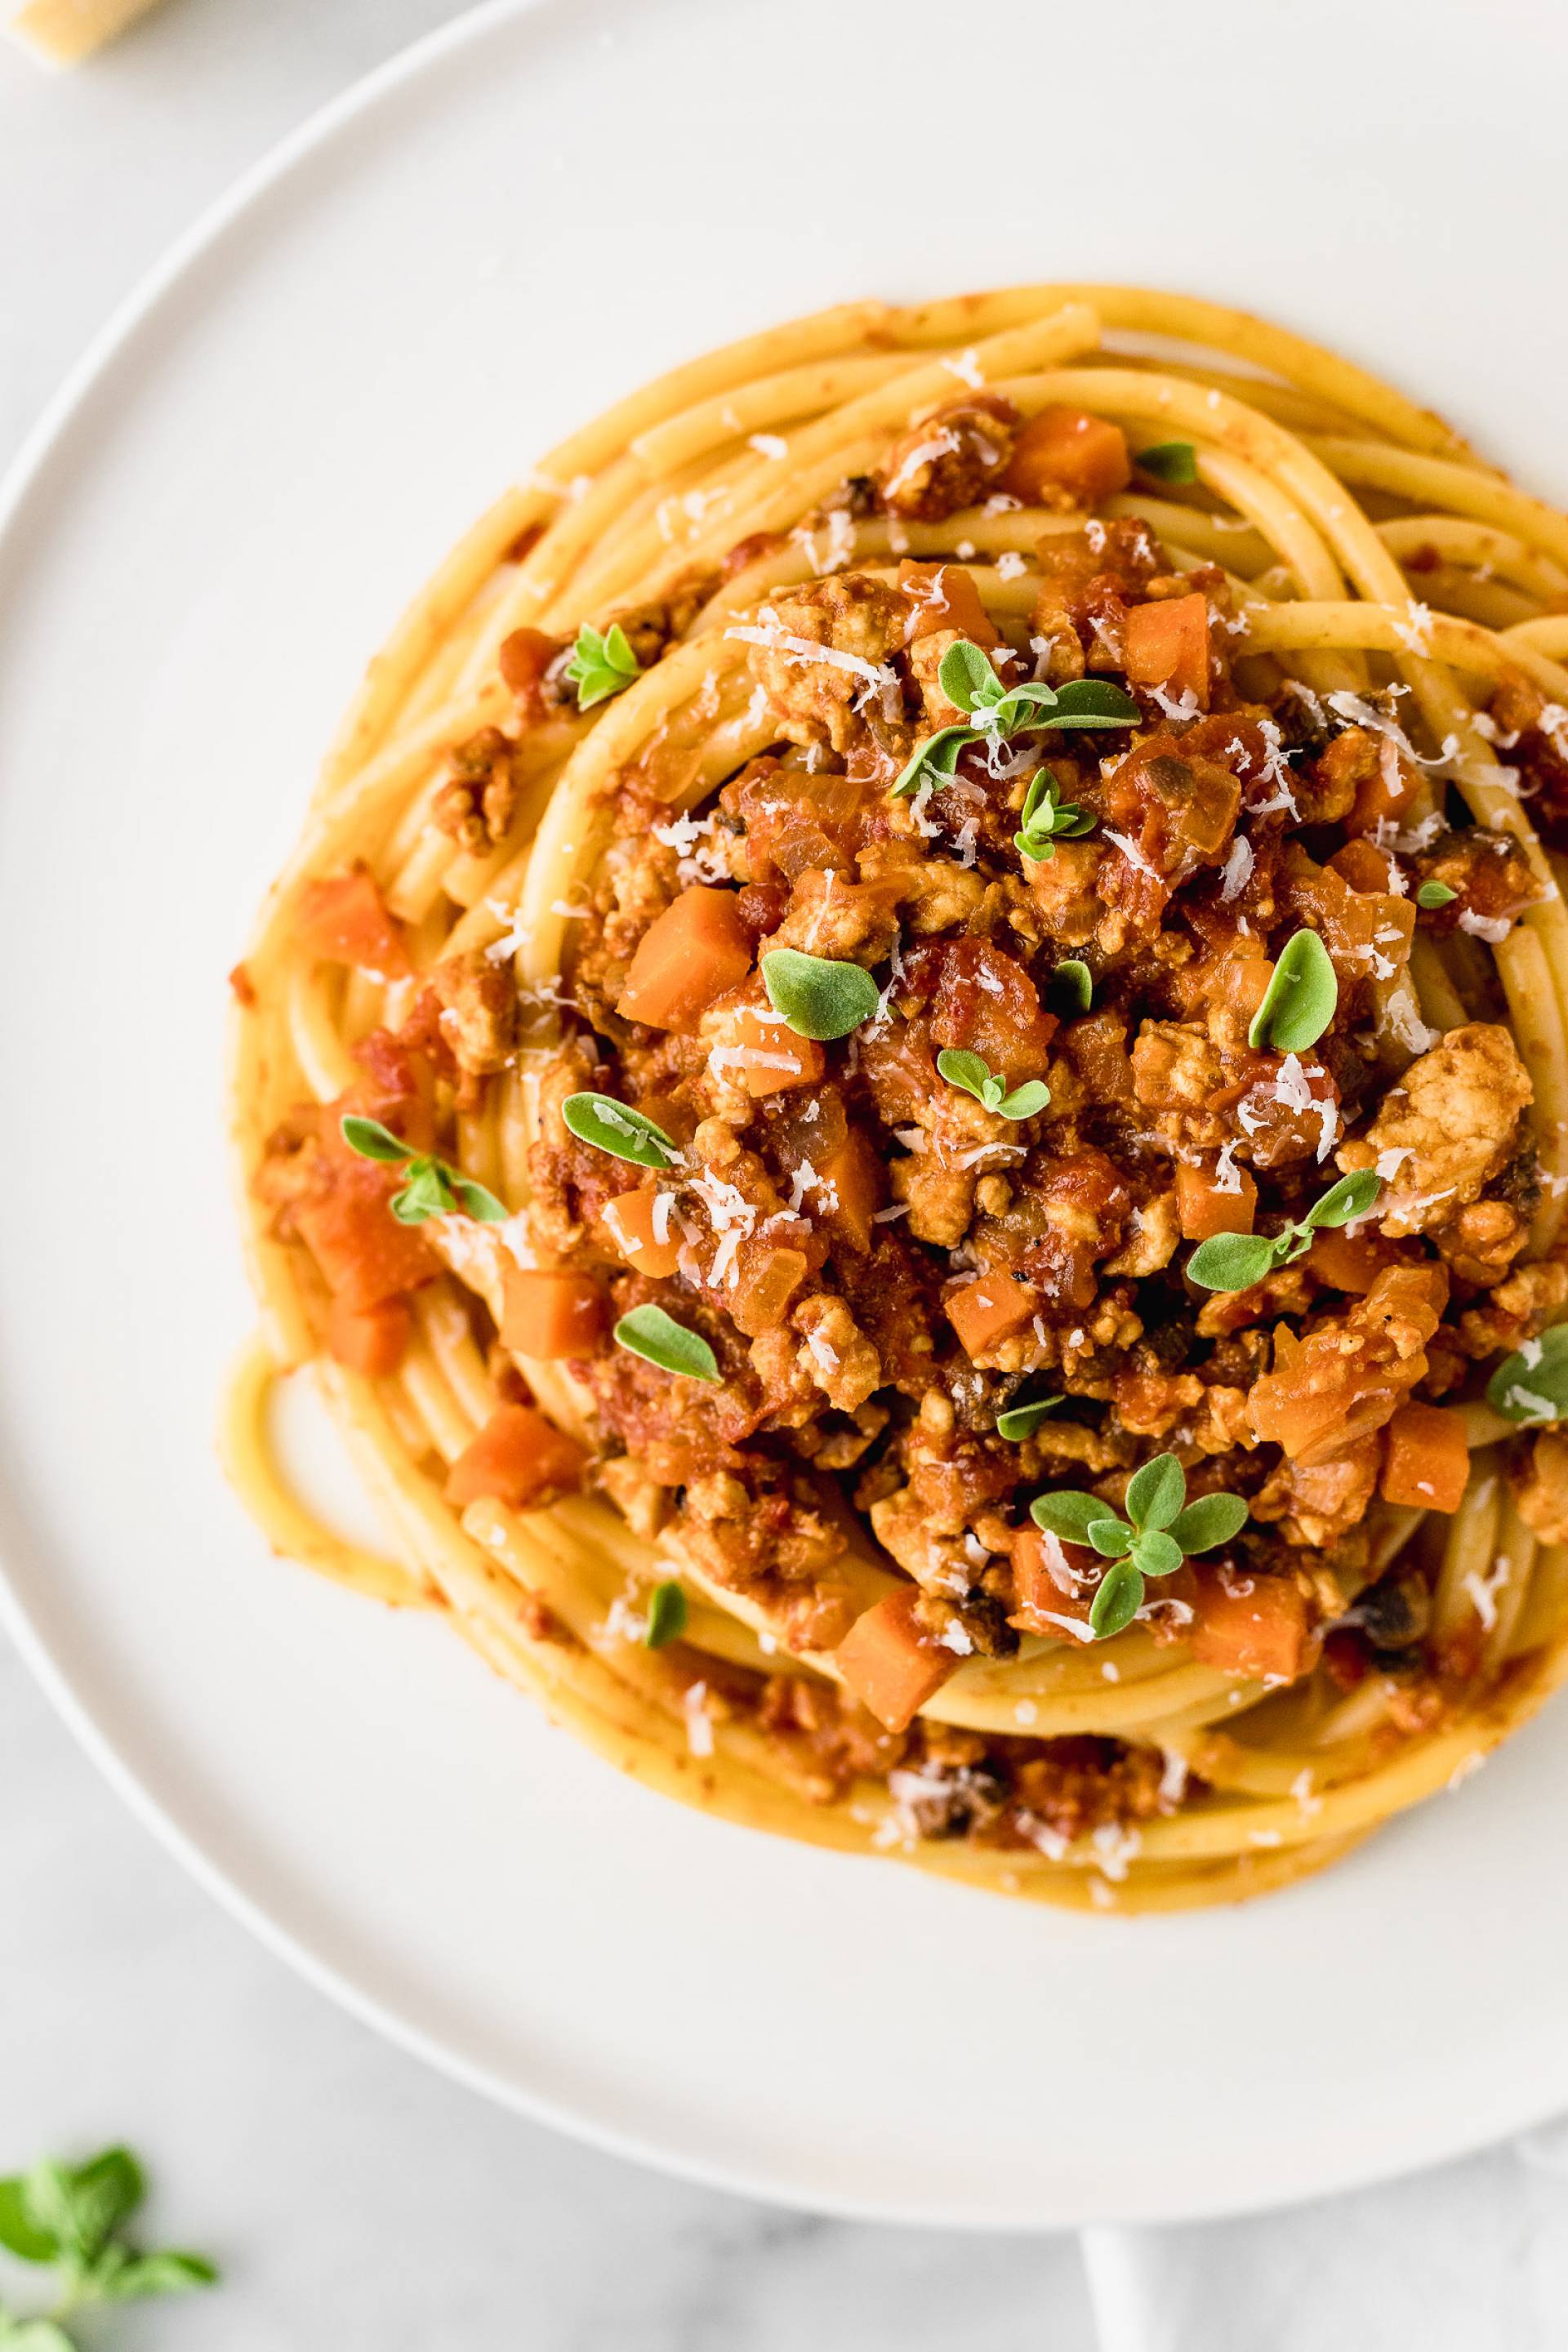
[4, 0, 1568, 2230]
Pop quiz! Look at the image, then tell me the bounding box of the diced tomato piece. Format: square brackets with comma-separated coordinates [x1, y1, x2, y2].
[706, 996, 826, 1096]
[946, 1270, 1040, 1358]
[1002, 407, 1130, 508]
[897, 559, 1000, 648]
[295, 867, 412, 980]
[617, 887, 754, 1031]
[1122, 593, 1210, 709]
[326, 1293, 411, 1376]
[501, 1267, 608, 1359]
[1186, 1563, 1310, 1683]
[1176, 1161, 1258, 1241]
[444, 1404, 587, 1512]
[294, 1163, 438, 1312]
[598, 1186, 684, 1279]
[1379, 1401, 1470, 1513]
[835, 1588, 956, 1733]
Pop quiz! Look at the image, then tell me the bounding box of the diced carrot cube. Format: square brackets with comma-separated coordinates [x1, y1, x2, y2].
[1329, 837, 1397, 893]
[1002, 407, 1131, 508]
[294, 1165, 438, 1311]
[1186, 1564, 1310, 1683]
[616, 887, 753, 1031]
[1379, 1401, 1471, 1513]
[835, 1588, 956, 1732]
[897, 559, 1000, 648]
[1123, 593, 1210, 708]
[295, 866, 412, 980]
[501, 1266, 608, 1359]
[706, 998, 826, 1096]
[598, 1186, 684, 1279]
[444, 1404, 587, 1511]
[1176, 1161, 1258, 1241]
[945, 1270, 1040, 1359]
[1306, 1227, 1401, 1294]
[817, 1129, 883, 1254]
[326, 1292, 411, 1376]
[1010, 1523, 1095, 1637]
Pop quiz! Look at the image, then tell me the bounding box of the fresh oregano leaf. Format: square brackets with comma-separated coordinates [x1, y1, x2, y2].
[1248, 928, 1338, 1053]
[562, 1091, 680, 1170]
[0, 2180, 56, 2265]
[760, 948, 880, 1040]
[1303, 1168, 1383, 1230]
[1186, 1230, 1280, 1292]
[1416, 880, 1457, 909]
[937, 637, 1000, 713]
[644, 1580, 688, 1650]
[339, 1115, 412, 1165]
[1126, 1453, 1186, 1532]
[996, 1396, 1063, 1441]
[1030, 1490, 1110, 1544]
[1087, 1517, 1134, 1557]
[1168, 1493, 1250, 1553]
[564, 621, 640, 710]
[998, 1080, 1050, 1120]
[1130, 1529, 1183, 1578]
[890, 724, 969, 799]
[1048, 960, 1092, 1014]
[1486, 1325, 1568, 1423]
[1135, 440, 1200, 484]
[1089, 1559, 1144, 1640]
[613, 1305, 721, 1383]
[1038, 677, 1139, 728]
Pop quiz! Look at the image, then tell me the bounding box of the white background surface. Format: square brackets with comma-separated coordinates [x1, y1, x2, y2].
[4, 2, 1568, 2344]
[0, 3, 1096, 2341]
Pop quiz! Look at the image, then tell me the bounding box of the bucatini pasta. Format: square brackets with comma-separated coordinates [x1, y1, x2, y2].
[224, 287, 1568, 1911]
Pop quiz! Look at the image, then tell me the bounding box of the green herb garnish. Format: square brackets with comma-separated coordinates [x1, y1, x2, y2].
[996, 1395, 1063, 1441]
[1186, 1168, 1383, 1293]
[613, 1304, 721, 1383]
[760, 947, 880, 1040]
[644, 1579, 688, 1648]
[341, 1116, 507, 1223]
[1047, 959, 1093, 1014]
[890, 638, 1138, 799]
[564, 621, 640, 710]
[0, 2145, 216, 2345]
[1247, 929, 1338, 1054]
[1014, 769, 1097, 863]
[1486, 1327, 1568, 1423]
[1416, 880, 1458, 909]
[1031, 1454, 1249, 1640]
[936, 1047, 1049, 1121]
[1135, 441, 1200, 484]
[562, 1091, 680, 1170]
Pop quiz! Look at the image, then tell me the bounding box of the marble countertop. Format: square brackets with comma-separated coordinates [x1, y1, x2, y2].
[0, 4, 1097, 2341]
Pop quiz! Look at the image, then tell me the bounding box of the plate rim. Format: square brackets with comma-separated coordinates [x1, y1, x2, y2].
[0, 0, 1561, 2230]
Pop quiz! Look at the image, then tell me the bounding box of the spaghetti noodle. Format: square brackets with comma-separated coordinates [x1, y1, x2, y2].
[225, 287, 1568, 1911]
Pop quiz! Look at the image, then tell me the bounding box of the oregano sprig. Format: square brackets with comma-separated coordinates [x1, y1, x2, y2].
[936, 1047, 1049, 1121]
[891, 638, 1138, 798]
[1186, 1168, 1383, 1292]
[1013, 770, 1097, 862]
[564, 621, 640, 710]
[340, 1116, 507, 1224]
[1031, 1453, 1250, 1639]
[1416, 880, 1457, 910]
[0, 2145, 216, 2346]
